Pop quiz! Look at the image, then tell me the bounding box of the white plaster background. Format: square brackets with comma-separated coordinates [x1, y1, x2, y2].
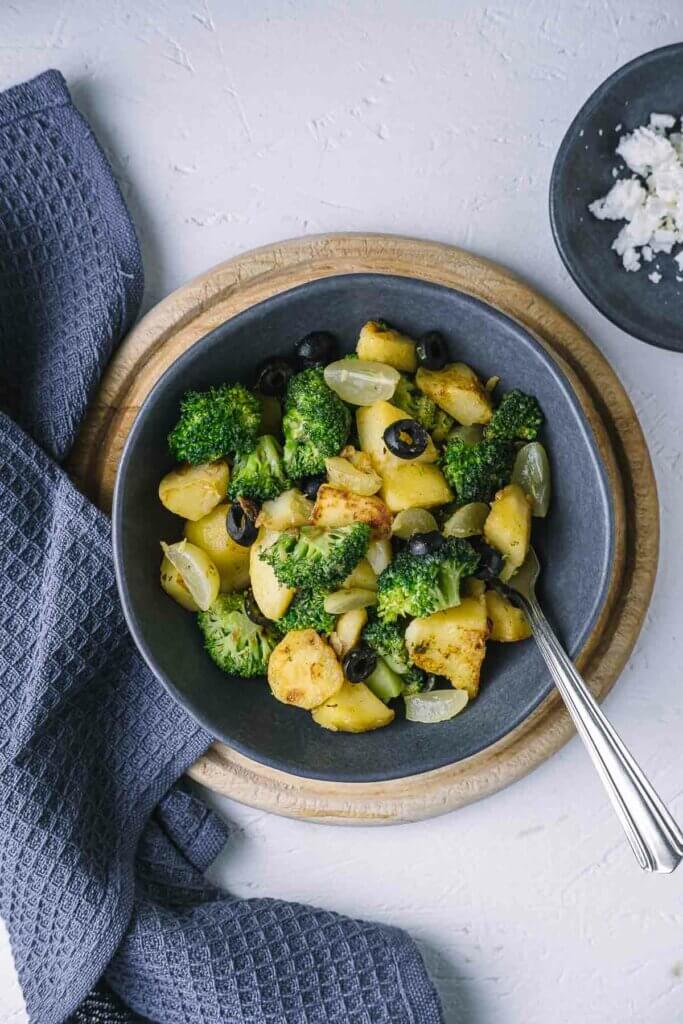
[1, 2, 682, 1022]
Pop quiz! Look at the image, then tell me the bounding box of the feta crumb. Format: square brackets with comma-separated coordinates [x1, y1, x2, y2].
[650, 113, 676, 131]
[589, 113, 683, 279]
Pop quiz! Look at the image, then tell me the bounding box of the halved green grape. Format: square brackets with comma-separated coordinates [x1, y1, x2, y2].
[511, 442, 551, 517]
[404, 689, 469, 723]
[442, 502, 490, 538]
[324, 358, 400, 405]
[391, 508, 438, 539]
[324, 588, 378, 614]
[160, 540, 220, 611]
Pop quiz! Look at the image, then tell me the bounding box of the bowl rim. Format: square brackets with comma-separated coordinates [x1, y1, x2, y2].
[112, 272, 616, 781]
[549, 41, 683, 352]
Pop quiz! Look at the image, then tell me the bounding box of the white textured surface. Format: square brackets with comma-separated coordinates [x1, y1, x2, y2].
[2, 2, 683, 1022]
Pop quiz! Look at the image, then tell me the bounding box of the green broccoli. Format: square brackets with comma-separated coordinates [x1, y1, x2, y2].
[376, 536, 479, 622]
[440, 436, 515, 503]
[168, 383, 261, 464]
[393, 374, 454, 443]
[228, 434, 289, 502]
[274, 588, 336, 637]
[282, 368, 351, 478]
[362, 615, 426, 693]
[197, 593, 277, 677]
[260, 524, 370, 590]
[485, 389, 543, 442]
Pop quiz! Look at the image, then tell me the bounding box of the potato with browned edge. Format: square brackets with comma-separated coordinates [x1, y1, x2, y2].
[312, 680, 395, 732]
[268, 629, 344, 709]
[312, 484, 393, 538]
[405, 597, 489, 698]
[484, 483, 532, 581]
[416, 363, 493, 425]
[356, 320, 417, 373]
[485, 590, 531, 642]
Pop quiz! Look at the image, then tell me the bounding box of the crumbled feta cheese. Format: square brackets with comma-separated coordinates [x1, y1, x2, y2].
[589, 113, 683, 280]
[650, 113, 676, 131]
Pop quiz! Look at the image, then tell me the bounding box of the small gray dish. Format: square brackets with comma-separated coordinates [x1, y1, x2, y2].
[113, 273, 614, 783]
[550, 43, 683, 352]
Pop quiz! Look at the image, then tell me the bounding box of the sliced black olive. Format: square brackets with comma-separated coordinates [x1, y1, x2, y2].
[244, 589, 270, 626]
[299, 473, 326, 500]
[383, 418, 429, 460]
[416, 330, 448, 370]
[226, 502, 258, 547]
[408, 531, 446, 557]
[255, 357, 295, 397]
[342, 646, 377, 683]
[471, 538, 504, 580]
[294, 331, 337, 368]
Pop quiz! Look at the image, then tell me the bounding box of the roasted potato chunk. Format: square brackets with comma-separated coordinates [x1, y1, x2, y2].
[380, 463, 453, 513]
[416, 363, 493, 425]
[268, 629, 344, 709]
[405, 598, 489, 698]
[312, 680, 395, 732]
[341, 558, 378, 590]
[485, 590, 531, 642]
[325, 455, 382, 496]
[184, 503, 250, 592]
[484, 484, 532, 581]
[356, 400, 438, 472]
[311, 484, 393, 538]
[159, 554, 200, 611]
[158, 460, 229, 521]
[330, 607, 368, 658]
[250, 528, 295, 620]
[356, 320, 417, 373]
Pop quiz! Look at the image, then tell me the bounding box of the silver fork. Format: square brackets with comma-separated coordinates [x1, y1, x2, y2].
[492, 549, 683, 873]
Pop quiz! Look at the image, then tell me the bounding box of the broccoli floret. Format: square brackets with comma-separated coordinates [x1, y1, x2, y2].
[363, 615, 427, 692]
[393, 374, 454, 443]
[440, 436, 515, 503]
[168, 383, 261, 464]
[485, 389, 543, 442]
[376, 536, 479, 622]
[198, 593, 277, 677]
[274, 588, 336, 637]
[282, 368, 351, 478]
[228, 434, 289, 502]
[261, 524, 370, 589]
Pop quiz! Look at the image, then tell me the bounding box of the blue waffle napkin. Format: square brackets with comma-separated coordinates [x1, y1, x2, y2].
[0, 70, 443, 1024]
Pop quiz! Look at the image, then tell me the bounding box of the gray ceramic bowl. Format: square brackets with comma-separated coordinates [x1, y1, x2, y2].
[113, 273, 614, 782]
[550, 43, 683, 351]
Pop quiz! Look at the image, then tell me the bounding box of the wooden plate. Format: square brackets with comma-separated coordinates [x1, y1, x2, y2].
[69, 234, 658, 825]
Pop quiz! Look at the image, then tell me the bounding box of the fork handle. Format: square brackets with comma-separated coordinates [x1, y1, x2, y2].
[522, 595, 683, 873]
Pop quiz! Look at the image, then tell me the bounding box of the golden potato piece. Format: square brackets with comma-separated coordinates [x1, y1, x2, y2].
[405, 598, 489, 698]
[250, 528, 295, 620]
[356, 400, 438, 472]
[184, 503, 250, 592]
[312, 680, 395, 732]
[341, 558, 377, 591]
[311, 484, 393, 539]
[257, 488, 313, 531]
[330, 607, 368, 658]
[485, 590, 531, 642]
[380, 463, 453, 513]
[159, 554, 200, 611]
[324, 455, 382, 495]
[158, 461, 229, 521]
[268, 629, 344, 709]
[416, 363, 493, 425]
[356, 320, 417, 373]
[483, 484, 532, 581]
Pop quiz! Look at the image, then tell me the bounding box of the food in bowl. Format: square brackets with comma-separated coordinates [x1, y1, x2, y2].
[588, 112, 683, 281]
[157, 320, 550, 733]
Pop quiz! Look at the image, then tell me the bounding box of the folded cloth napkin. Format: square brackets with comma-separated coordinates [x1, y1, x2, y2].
[0, 70, 443, 1024]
